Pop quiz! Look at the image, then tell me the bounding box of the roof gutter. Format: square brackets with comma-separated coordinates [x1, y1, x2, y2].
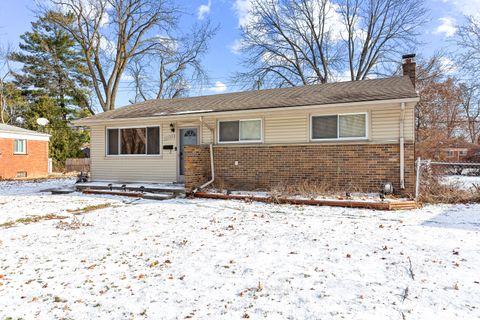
[73, 97, 420, 126]
[0, 131, 51, 141]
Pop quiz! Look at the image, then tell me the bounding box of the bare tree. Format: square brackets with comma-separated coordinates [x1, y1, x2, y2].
[338, 0, 427, 80]
[414, 54, 447, 138]
[0, 45, 18, 124]
[236, 0, 427, 88]
[0, 45, 10, 123]
[236, 0, 342, 87]
[456, 15, 480, 80]
[44, 0, 177, 112]
[460, 84, 480, 144]
[127, 21, 217, 102]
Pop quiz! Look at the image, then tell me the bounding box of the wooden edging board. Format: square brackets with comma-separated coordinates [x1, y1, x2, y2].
[193, 192, 419, 210]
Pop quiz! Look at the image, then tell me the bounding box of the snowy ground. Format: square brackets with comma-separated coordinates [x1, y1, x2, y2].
[0, 180, 479, 319]
[443, 174, 480, 191]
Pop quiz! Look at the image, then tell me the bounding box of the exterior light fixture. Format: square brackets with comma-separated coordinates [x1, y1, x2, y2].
[170, 123, 175, 132]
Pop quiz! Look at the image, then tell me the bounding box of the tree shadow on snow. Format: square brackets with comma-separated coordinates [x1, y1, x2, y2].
[421, 205, 480, 232]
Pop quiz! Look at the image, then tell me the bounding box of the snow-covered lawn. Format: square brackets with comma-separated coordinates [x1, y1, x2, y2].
[0, 180, 479, 319]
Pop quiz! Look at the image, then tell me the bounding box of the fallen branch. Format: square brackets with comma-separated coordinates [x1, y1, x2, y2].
[407, 257, 415, 280]
[402, 286, 409, 301]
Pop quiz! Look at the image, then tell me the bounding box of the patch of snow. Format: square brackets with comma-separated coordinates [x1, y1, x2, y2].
[442, 175, 480, 191]
[213, 189, 405, 203]
[0, 178, 76, 196]
[0, 179, 128, 225]
[0, 180, 479, 319]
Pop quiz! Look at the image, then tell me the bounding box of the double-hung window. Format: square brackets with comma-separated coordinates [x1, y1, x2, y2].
[106, 126, 160, 156]
[14, 139, 27, 154]
[311, 113, 367, 141]
[218, 119, 262, 143]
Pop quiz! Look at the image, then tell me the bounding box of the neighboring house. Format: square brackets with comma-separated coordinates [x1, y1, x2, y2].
[0, 124, 50, 179]
[441, 148, 469, 162]
[76, 55, 419, 195]
[439, 141, 480, 162]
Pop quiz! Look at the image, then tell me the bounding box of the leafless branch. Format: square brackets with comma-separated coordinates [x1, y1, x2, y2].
[127, 21, 217, 101]
[42, 0, 178, 112]
[236, 0, 427, 88]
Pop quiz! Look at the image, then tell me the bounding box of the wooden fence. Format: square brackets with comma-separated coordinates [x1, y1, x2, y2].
[65, 158, 91, 173]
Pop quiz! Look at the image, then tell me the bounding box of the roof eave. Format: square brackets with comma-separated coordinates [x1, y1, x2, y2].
[74, 96, 420, 126]
[0, 130, 51, 138]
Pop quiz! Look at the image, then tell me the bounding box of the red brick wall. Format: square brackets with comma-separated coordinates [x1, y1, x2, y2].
[0, 138, 49, 179]
[185, 143, 415, 196]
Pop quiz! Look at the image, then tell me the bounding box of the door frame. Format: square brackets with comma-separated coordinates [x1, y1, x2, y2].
[176, 125, 200, 182]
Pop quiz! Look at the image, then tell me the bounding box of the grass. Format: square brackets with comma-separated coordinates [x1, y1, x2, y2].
[0, 214, 68, 229]
[419, 173, 480, 204]
[0, 203, 113, 229]
[66, 203, 113, 215]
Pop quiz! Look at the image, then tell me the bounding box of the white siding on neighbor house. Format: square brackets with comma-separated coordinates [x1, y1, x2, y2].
[88, 101, 416, 182]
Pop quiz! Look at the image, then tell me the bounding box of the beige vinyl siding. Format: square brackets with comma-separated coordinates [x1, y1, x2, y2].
[87, 101, 415, 182]
[371, 105, 415, 143]
[204, 102, 415, 144]
[265, 114, 308, 144]
[200, 118, 215, 144]
[90, 124, 177, 182]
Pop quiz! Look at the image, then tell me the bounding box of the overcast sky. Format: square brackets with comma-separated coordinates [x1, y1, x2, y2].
[1, 0, 479, 108]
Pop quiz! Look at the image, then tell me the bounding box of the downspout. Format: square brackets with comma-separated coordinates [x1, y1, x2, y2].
[194, 116, 215, 193]
[400, 102, 406, 190]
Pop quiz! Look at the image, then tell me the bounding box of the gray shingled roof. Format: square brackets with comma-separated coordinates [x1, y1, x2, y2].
[81, 76, 417, 122]
[0, 123, 50, 137]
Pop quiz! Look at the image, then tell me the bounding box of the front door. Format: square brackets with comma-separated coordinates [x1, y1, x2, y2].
[179, 128, 198, 178]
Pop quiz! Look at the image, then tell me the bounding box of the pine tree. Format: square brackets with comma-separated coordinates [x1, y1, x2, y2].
[10, 13, 92, 168]
[10, 13, 92, 116]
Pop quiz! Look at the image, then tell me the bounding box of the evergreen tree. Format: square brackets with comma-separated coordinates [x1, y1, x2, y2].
[9, 13, 92, 168]
[10, 13, 92, 116]
[23, 95, 89, 167]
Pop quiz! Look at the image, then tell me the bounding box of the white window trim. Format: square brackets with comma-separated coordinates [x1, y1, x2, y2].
[309, 112, 369, 142]
[105, 125, 162, 157]
[217, 119, 263, 144]
[13, 139, 27, 155]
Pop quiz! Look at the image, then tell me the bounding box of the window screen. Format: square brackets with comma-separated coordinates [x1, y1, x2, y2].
[219, 120, 262, 142]
[107, 129, 119, 155]
[121, 128, 146, 154]
[147, 127, 160, 155]
[219, 121, 239, 142]
[312, 114, 367, 140]
[312, 116, 337, 139]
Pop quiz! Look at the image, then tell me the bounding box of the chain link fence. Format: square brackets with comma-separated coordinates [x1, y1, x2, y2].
[415, 158, 480, 200]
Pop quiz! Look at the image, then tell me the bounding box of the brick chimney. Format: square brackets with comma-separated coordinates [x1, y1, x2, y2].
[402, 54, 416, 88]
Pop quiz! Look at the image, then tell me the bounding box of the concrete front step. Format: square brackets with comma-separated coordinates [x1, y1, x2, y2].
[75, 181, 185, 196]
[81, 188, 177, 201]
